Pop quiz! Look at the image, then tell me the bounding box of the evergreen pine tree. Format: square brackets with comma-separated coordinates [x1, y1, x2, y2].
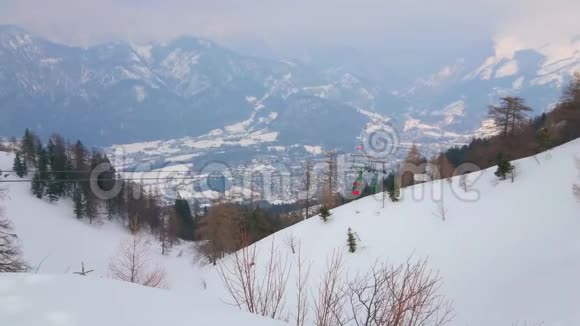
[12, 152, 26, 177]
[347, 228, 357, 253]
[46, 136, 67, 197]
[494, 154, 514, 180]
[47, 138, 57, 168]
[174, 194, 195, 240]
[21, 128, 37, 166]
[73, 185, 85, 219]
[31, 173, 44, 199]
[537, 128, 552, 151]
[84, 188, 98, 224]
[159, 216, 172, 255]
[47, 180, 60, 203]
[63, 155, 75, 196]
[384, 173, 400, 202]
[319, 205, 332, 222]
[35, 146, 50, 198]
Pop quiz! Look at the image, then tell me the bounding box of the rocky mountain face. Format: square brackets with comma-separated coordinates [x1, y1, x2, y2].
[1, 25, 579, 158]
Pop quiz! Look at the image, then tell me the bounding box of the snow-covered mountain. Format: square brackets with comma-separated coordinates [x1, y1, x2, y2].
[398, 38, 580, 135]
[0, 25, 376, 149]
[1, 25, 579, 155]
[1, 137, 579, 325]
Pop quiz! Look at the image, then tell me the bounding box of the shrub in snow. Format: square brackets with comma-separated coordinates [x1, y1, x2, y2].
[347, 228, 357, 253]
[495, 154, 514, 180]
[319, 205, 332, 222]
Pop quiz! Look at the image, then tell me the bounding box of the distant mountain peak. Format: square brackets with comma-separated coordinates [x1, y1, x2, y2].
[0, 24, 34, 49]
[0, 24, 576, 152]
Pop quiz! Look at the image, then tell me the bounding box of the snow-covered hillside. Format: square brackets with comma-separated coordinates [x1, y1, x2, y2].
[1, 138, 579, 325]
[0, 151, 203, 290]
[0, 273, 284, 326]
[0, 155, 283, 324]
[201, 139, 580, 325]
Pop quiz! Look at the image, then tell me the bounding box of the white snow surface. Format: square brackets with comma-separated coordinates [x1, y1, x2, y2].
[1, 138, 580, 325]
[202, 139, 580, 326]
[0, 273, 284, 326]
[494, 59, 519, 78]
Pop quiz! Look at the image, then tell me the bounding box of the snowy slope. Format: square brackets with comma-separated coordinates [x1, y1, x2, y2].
[0, 153, 194, 286]
[0, 152, 285, 324]
[1, 138, 579, 325]
[0, 273, 285, 326]
[201, 139, 580, 326]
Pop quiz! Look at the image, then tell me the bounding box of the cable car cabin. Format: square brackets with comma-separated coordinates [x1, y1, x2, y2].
[351, 169, 365, 196]
[351, 180, 363, 196]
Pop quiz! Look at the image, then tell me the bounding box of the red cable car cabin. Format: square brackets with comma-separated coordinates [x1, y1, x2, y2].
[352, 180, 361, 196]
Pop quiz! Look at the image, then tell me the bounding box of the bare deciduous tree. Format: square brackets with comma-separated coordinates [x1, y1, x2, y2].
[0, 216, 27, 273]
[295, 244, 312, 326]
[158, 213, 175, 256]
[0, 190, 27, 273]
[488, 96, 532, 136]
[109, 236, 167, 289]
[322, 151, 339, 208]
[431, 154, 454, 181]
[400, 143, 425, 188]
[305, 160, 313, 219]
[314, 251, 347, 326]
[196, 201, 243, 265]
[218, 238, 291, 320]
[509, 163, 518, 183]
[285, 233, 298, 254]
[344, 259, 453, 326]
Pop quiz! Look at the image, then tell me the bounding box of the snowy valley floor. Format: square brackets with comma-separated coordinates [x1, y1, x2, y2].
[1, 139, 580, 325]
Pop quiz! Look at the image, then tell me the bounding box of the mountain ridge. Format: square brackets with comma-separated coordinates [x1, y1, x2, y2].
[0, 25, 578, 152]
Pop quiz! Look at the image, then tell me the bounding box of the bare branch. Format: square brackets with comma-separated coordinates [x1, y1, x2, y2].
[0, 207, 28, 272]
[294, 243, 312, 326]
[285, 233, 298, 254]
[73, 261, 94, 276]
[108, 236, 167, 289]
[344, 258, 453, 326]
[313, 250, 348, 326]
[218, 237, 291, 320]
[432, 202, 448, 222]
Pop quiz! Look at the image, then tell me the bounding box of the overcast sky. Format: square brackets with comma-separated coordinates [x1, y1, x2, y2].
[1, 0, 579, 71]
